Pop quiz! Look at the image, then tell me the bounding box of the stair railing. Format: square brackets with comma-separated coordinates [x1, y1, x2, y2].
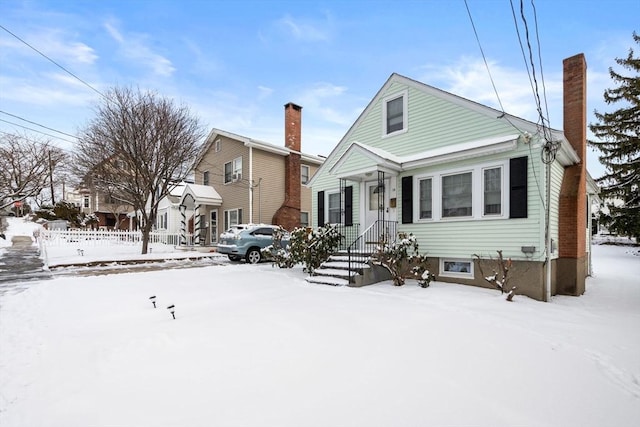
[346, 220, 397, 283]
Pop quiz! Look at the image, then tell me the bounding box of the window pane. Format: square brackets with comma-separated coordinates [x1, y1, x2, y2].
[300, 212, 309, 227]
[386, 97, 403, 133]
[484, 168, 501, 215]
[224, 162, 232, 183]
[301, 166, 309, 184]
[328, 193, 341, 223]
[203, 171, 209, 186]
[369, 185, 380, 211]
[419, 178, 432, 219]
[442, 172, 472, 217]
[444, 261, 472, 273]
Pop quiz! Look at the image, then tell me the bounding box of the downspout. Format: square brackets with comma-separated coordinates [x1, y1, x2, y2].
[545, 160, 552, 302]
[249, 145, 253, 223]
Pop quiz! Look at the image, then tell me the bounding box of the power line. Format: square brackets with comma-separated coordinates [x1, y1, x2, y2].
[463, 0, 523, 134]
[463, 0, 506, 113]
[0, 23, 107, 100]
[0, 110, 78, 139]
[0, 118, 77, 144]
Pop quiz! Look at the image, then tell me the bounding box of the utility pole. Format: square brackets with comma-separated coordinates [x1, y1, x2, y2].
[49, 150, 55, 205]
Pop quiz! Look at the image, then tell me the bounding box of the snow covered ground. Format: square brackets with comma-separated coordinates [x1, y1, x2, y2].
[1, 217, 639, 426]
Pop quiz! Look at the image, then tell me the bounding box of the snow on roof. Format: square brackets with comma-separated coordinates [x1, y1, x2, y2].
[183, 183, 222, 204]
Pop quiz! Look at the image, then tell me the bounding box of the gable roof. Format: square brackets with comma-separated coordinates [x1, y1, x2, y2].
[308, 72, 578, 186]
[195, 128, 325, 169]
[182, 183, 222, 206]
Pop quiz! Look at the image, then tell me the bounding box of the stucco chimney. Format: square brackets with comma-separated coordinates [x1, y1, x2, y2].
[557, 53, 588, 296]
[272, 103, 302, 230]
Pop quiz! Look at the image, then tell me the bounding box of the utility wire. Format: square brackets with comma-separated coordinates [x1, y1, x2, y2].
[0, 23, 107, 100]
[463, 0, 524, 135]
[0, 110, 78, 139]
[530, 0, 552, 131]
[463, 0, 506, 112]
[0, 118, 77, 144]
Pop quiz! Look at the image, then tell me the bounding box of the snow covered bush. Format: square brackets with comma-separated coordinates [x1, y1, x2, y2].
[81, 213, 99, 229]
[265, 224, 343, 273]
[261, 227, 294, 268]
[474, 250, 517, 301]
[372, 232, 429, 286]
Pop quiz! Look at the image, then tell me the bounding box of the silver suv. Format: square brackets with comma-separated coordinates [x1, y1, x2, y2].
[217, 224, 289, 263]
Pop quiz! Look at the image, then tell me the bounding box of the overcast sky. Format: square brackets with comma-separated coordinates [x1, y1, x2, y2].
[1, 0, 638, 179]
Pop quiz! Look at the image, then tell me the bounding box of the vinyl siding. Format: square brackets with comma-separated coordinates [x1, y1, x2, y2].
[312, 75, 549, 261]
[301, 162, 318, 223]
[251, 149, 285, 224]
[196, 135, 249, 218]
[397, 142, 546, 261]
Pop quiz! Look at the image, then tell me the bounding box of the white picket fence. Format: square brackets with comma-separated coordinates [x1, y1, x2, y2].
[41, 230, 195, 247]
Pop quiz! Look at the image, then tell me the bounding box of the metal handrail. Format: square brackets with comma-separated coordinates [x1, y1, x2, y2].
[346, 220, 397, 283]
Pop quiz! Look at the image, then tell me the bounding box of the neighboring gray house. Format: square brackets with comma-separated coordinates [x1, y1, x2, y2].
[308, 54, 598, 301]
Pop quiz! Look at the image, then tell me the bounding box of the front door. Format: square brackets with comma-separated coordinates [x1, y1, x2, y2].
[364, 179, 390, 232]
[210, 209, 218, 244]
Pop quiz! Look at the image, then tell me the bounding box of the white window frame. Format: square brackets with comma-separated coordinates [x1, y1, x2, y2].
[300, 211, 309, 227]
[214, 139, 221, 152]
[382, 90, 408, 137]
[301, 165, 310, 184]
[440, 258, 474, 279]
[224, 157, 242, 184]
[441, 171, 473, 219]
[224, 208, 243, 230]
[416, 176, 433, 221]
[83, 196, 90, 208]
[482, 166, 503, 217]
[326, 190, 341, 224]
[412, 161, 508, 223]
[203, 170, 210, 186]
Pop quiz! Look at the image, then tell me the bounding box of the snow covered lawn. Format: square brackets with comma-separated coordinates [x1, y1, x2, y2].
[0, 218, 639, 426]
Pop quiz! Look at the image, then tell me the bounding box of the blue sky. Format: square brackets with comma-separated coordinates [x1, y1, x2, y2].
[1, 0, 638, 179]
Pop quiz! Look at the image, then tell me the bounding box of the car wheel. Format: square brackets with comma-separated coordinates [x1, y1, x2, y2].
[245, 248, 261, 264]
[228, 255, 241, 261]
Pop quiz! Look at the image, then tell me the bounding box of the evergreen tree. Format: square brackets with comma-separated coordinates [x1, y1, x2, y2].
[589, 32, 640, 241]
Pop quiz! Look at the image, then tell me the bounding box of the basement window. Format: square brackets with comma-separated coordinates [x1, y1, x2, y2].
[440, 258, 474, 279]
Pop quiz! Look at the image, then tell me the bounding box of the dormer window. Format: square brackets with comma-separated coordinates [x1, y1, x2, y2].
[383, 90, 408, 136]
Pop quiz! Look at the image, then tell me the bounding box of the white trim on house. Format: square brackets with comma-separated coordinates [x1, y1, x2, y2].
[327, 135, 519, 182]
[199, 128, 325, 166]
[381, 89, 409, 138]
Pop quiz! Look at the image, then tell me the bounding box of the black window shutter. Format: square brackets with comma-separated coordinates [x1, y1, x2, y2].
[401, 176, 413, 224]
[344, 186, 353, 226]
[317, 191, 325, 227]
[509, 156, 528, 218]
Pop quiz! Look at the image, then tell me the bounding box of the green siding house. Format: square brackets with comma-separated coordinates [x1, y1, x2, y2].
[308, 54, 599, 301]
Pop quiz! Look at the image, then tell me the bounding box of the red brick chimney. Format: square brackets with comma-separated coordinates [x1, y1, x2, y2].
[272, 103, 302, 231]
[557, 53, 587, 295]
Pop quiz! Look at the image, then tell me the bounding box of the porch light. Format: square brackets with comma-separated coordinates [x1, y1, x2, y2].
[167, 304, 176, 320]
[373, 184, 385, 194]
[149, 295, 157, 308]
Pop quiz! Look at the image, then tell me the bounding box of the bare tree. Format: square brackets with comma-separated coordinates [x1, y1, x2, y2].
[0, 133, 67, 211]
[74, 87, 204, 254]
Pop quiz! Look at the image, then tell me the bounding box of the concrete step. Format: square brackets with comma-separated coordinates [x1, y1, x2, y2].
[328, 254, 370, 263]
[320, 260, 370, 270]
[313, 268, 356, 278]
[305, 275, 349, 286]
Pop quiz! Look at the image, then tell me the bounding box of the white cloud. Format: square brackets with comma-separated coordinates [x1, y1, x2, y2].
[257, 85, 274, 100]
[419, 57, 564, 127]
[103, 20, 176, 77]
[296, 82, 353, 126]
[0, 28, 98, 65]
[277, 14, 331, 42]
